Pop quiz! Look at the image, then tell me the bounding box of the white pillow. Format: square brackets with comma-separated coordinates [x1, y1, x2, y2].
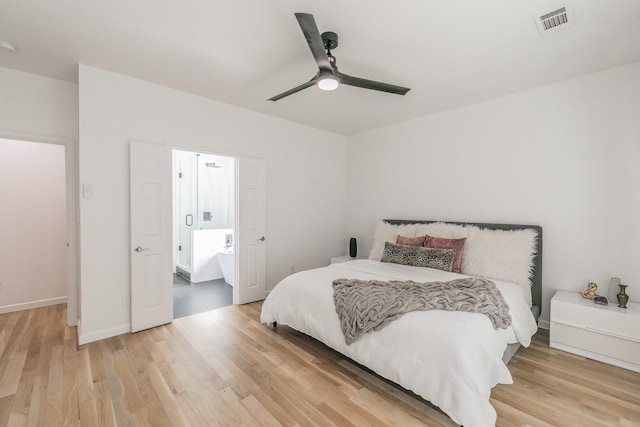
[414, 222, 467, 239]
[461, 226, 537, 288]
[368, 222, 420, 261]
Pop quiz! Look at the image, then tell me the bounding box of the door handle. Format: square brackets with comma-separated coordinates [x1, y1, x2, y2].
[258, 236, 266, 242]
[186, 214, 193, 226]
[134, 246, 151, 252]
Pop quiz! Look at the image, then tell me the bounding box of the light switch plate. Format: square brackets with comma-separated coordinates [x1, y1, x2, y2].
[82, 183, 93, 199]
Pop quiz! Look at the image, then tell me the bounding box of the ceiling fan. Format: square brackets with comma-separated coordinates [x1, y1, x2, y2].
[268, 13, 411, 101]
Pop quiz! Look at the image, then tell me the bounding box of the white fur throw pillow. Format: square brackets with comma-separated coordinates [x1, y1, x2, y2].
[461, 226, 537, 288]
[368, 222, 420, 260]
[414, 222, 467, 239]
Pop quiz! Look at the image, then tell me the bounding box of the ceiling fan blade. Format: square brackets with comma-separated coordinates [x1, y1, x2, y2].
[268, 76, 318, 101]
[339, 73, 410, 95]
[295, 13, 331, 70]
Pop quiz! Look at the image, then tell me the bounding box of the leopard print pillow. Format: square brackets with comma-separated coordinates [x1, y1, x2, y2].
[380, 241, 456, 272]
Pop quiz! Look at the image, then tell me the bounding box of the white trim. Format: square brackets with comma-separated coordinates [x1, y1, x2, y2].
[0, 130, 78, 327]
[166, 140, 243, 307]
[538, 318, 550, 330]
[0, 296, 67, 314]
[0, 129, 74, 146]
[164, 139, 246, 159]
[78, 322, 131, 346]
[65, 138, 78, 327]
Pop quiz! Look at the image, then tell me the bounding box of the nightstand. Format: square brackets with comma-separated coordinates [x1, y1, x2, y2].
[550, 290, 640, 373]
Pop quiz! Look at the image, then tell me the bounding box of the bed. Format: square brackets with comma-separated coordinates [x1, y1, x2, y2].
[261, 220, 542, 427]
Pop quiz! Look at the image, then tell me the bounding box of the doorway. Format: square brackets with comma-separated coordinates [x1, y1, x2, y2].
[172, 149, 235, 318]
[0, 136, 76, 323]
[130, 142, 266, 332]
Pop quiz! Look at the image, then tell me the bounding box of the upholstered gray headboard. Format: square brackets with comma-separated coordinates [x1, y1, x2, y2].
[384, 219, 543, 321]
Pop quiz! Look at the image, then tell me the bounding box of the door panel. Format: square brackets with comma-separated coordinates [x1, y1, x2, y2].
[236, 157, 266, 304]
[130, 141, 172, 332]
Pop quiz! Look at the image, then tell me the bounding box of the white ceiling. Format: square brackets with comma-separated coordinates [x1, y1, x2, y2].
[1, 0, 639, 135]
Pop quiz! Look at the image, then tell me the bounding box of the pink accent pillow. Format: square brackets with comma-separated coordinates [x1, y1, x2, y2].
[424, 235, 466, 273]
[396, 235, 426, 246]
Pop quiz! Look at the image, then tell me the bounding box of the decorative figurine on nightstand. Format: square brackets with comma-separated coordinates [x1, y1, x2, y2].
[580, 282, 598, 299]
[617, 284, 629, 309]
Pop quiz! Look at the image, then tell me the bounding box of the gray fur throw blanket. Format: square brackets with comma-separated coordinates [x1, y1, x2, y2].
[332, 277, 512, 345]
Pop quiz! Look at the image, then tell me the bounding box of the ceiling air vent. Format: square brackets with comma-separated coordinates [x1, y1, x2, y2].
[534, 5, 574, 37]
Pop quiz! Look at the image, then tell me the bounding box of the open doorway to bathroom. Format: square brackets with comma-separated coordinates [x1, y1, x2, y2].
[172, 149, 235, 319]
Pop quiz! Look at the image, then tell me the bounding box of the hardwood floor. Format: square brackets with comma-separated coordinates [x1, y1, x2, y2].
[1, 303, 639, 426]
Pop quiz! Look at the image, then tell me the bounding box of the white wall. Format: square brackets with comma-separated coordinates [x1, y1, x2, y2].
[0, 139, 67, 310]
[78, 65, 347, 342]
[0, 67, 78, 315]
[0, 66, 78, 138]
[347, 61, 640, 326]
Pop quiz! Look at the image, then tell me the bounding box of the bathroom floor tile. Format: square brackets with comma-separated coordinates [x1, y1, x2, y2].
[173, 274, 233, 319]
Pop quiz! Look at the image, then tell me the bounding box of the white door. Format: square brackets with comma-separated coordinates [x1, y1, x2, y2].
[235, 157, 266, 304]
[130, 141, 173, 332]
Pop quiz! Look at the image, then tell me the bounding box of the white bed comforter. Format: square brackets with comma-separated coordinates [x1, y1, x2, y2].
[260, 260, 538, 427]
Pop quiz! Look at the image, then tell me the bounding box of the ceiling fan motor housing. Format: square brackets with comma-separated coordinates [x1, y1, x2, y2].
[321, 31, 338, 50]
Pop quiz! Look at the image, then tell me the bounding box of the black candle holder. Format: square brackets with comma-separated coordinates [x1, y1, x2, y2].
[349, 238, 357, 258]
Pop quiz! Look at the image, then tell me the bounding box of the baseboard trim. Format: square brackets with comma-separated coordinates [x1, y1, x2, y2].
[78, 323, 131, 345]
[0, 296, 67, 314]
[538, 319, 550, 330]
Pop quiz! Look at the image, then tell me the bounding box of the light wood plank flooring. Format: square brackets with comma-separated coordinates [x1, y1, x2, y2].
[1, 303, 639, 426]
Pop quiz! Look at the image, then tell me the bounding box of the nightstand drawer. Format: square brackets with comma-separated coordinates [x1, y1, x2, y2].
[550, 321, 640, 367]
[551, 302, 640, 341]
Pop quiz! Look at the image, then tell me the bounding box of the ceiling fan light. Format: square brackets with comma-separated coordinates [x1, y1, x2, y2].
[318, 77, 339, 91]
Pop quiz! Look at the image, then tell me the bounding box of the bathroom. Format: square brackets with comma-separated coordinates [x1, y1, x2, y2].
[172, 149, 235, 318]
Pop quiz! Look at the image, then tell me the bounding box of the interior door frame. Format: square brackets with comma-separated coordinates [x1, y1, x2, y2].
[167, 142, 242, 304]
[0, 130, 78, 326]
